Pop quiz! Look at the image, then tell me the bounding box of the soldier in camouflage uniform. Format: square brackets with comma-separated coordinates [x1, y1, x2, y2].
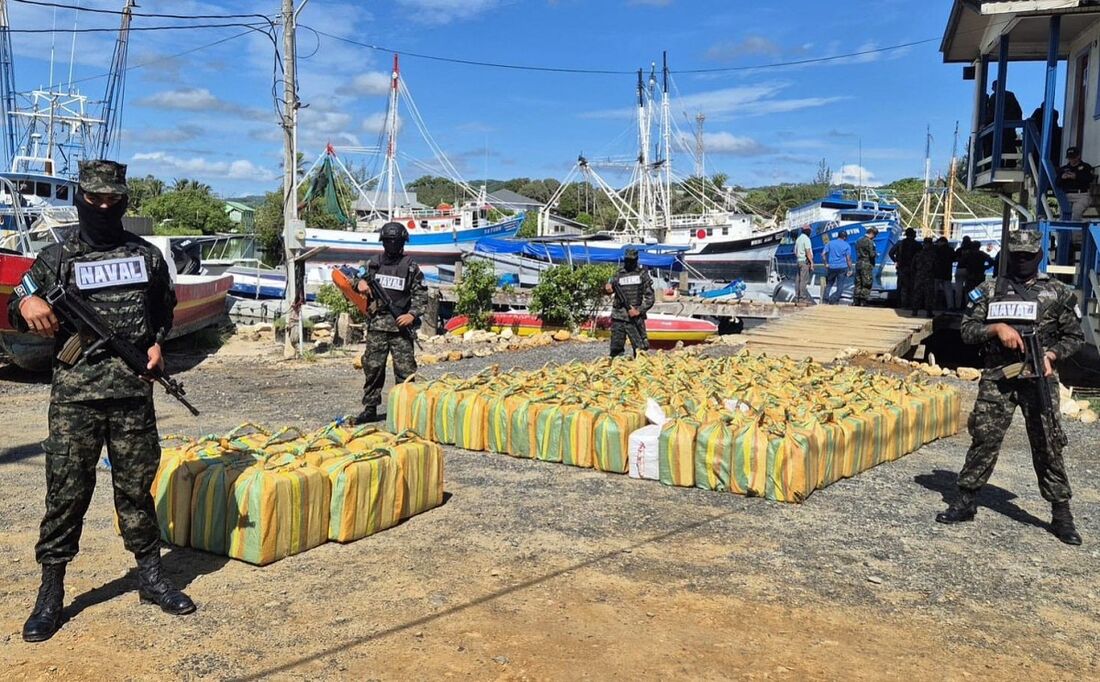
[936, 230, 1084, 545]
[888, 227, 920, 308]
[353, 222, 427, 423]
[604, 248, 655, 358]
[9, 161, 196, 643]
[909, 236, 938, 317]
[852, 226, 878, 306]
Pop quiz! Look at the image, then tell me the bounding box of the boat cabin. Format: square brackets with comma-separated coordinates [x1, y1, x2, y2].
[942, 0, 1100, 349]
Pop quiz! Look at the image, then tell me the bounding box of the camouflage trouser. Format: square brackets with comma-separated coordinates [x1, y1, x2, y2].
[610, 317, 648, 358]
[362, 329, 417, 408]
[37, 398, 161, 565]
[958, 376, 1071, 502]
[853, 261, 874, 304]
[911, 277, 936, 312]
[896, 268, 913, 308]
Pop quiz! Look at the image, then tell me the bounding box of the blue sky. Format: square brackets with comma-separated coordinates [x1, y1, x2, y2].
[3, 0, 1051, 197]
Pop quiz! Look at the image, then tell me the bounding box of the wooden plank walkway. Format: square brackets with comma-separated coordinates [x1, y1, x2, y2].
[739, 306, 934, 362]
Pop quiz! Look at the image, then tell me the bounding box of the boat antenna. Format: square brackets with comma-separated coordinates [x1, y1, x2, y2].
[48, 7, 56, 90]
[67, 0, 80, 92]
[921, 124, 932, 233]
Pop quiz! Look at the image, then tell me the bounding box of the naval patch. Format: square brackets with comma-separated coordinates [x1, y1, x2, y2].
[968, 288, 983, 303]
[618, 275, 642, 286]
[986, 301, 1039, 321]
[73, 256, 148, 291]
[375, 274, 405, 291]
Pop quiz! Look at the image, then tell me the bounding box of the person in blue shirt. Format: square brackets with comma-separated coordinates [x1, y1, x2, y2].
[821, 231, 853, 304]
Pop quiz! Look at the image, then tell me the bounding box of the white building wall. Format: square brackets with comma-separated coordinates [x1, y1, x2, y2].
[1063, 23, 1100, 164]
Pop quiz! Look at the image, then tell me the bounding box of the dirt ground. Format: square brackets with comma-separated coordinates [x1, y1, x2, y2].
[1, 337, 1098, 681]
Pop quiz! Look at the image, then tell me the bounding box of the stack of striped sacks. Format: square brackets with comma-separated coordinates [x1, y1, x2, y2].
[386, 352, 960, 503]
[146, 423, 443, 565]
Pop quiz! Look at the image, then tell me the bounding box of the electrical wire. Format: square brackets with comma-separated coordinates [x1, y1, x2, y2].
[7, 21, 275, 34]
[11, 0, 275, 22]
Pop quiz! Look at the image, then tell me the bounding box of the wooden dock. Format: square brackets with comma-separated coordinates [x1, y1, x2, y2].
[738, 306, 934, 362]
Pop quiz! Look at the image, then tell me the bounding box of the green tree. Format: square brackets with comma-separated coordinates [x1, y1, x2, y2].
[454, 259, 497, 330]
[315, 283, 365, 323]
[141, 189, 232, 235]
[254, 190, 284, 265]
[530, 264, 616, 329]
[171, 178, 213, 194]
[127, 174, 165, 214]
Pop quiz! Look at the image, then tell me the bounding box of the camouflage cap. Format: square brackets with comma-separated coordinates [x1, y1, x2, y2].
[78, 159, 128, 195]
[1006, 229, 1041, 254]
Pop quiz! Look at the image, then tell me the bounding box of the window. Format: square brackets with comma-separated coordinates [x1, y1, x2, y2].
[706, 228, 713, 236]
[16, 180, 32, 194]
[722, 227, 729, 236]
[55, 184, 69, 201]
[35, 182, 51, 197]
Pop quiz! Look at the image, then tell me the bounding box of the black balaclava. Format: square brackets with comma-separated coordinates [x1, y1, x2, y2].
[1006, 250, 1042, 283]
[379, 222, 407, 263]
[623, 251, 639, 272]
[75, 190, 129, 250]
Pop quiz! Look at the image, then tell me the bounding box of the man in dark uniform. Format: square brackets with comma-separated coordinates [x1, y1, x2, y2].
[932, 236, 955, 310]
[852, 226, 878, 307]
[888, 227, 919, 309]
[353, 222, 427, 423]
[604, 248, 654, 358]
[1056, 146, 1094, 220]
[910, 236, 937, 317]
[936, 230, 1084, 545]
[9, 161, 196, 643]
[962, 240, 997, 296]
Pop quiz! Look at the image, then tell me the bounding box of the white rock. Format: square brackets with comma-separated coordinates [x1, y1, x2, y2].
[1076, 399, 1092, 411]
[500, 328, 514, 340]
[313, 322, 333, 331]
[1080, 409, 1098, 424]
[462, 330, 477, 341]
[1062, 400, 1081, 417]
[956, 367, 981, 381]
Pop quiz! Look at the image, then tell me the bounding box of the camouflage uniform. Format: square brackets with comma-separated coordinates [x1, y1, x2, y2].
[909, 243, 938, 314]
[957, 233, 1083, 503]
[852, 234, 877, 305]
[609, 266, 654, 358]
[7, 162, 175, 566]
[355, 254, 427, 409]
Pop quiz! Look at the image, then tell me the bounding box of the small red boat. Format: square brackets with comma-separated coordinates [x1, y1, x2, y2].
[444, 311, 717, 347]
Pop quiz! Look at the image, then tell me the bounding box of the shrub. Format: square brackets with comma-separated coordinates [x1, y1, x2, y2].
[315, 283, 365, 324]
[455, 259, 497, 330]
[530, 264, 616, 329]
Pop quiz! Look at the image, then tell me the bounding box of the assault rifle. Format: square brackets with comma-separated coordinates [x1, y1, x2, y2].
[1021, 328, 1068, 455]
[352, 263, 423, 350]
[610, 277, 646, 333]
[40, 282, 200, 416]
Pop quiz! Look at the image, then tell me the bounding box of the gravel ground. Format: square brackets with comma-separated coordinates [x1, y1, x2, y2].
[0, 336, 1098, 680]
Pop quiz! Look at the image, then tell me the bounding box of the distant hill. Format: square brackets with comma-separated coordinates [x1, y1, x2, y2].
[226, 195, 266, 209]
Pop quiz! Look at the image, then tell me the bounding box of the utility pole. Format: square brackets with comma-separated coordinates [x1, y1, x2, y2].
[282, 0, 305, 357]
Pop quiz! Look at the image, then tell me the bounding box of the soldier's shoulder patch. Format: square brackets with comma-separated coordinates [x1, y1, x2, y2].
[968, 288, 984, 303]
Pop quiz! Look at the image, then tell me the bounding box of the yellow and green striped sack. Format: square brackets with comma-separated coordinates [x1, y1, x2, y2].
[453, 391, 490, 452]
[764, 424, 816, 503]
[216, 422, 272, 453]
[322, 450, 401, 543]
[148, 436, 225, 547]
[875, 402, 906, 462]
[508, 400, 549, 459]
[785, 411, 825, 492]
[561, 405, 602, 468]
[593, 410, 646, 474]
[534, 404, 565, 463]
[819, 412, 855, 485]
[929, 384, 961, 439]
[382, 438, 444, 520]
[658, 419, 697, 488]
[486, 392, 525, 454]
[432, 389, 464, 445]
[386, 379, 422, 434]
[189, 453, 260, 555]
[227, 458, 331, 566]
[843, 406, 883, 475]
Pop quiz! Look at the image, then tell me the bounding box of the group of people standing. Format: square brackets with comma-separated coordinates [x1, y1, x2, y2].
[890, 230, 997, 316]
[793, 225, 881, 306]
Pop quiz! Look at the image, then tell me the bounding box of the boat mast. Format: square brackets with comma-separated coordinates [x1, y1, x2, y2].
[635, 68, 648, 237]
[944, 122, 959, 239]
[0, 0, 17, 168]
[921, 125, 932, 234]
[647, 62, 658, 235]
[385, 53, 399, 220]
[661, 51, 672, 235]
[98, 0, 136, 159]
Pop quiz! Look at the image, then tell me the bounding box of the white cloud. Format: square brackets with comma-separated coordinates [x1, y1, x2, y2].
[396, 0, 502, 24]
[124, 124, 205, 144]
[362, 112, 403, 135]
[583, 83, 844, 120]
[348, 71, 393, 97]
[628, 0, 673, 5]
[832, 164, 882, 187]
[676, 131, 771, 156]
[135, 88, 268, 121]
[131, 152, 279, 182]
[705, 36, 784, 61]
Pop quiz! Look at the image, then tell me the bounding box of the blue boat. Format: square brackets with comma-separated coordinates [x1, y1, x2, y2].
[775, 190, 902, 301]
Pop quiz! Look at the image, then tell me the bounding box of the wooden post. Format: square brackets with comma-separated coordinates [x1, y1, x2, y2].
[336, 312, 351, 345]
[678, 270, 689, 294]
[453, 261, 464, 285]
[423, 289, 440, 337]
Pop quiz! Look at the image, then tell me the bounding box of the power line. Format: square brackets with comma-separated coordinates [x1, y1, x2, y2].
[7, 22, 275, 34]
[308, 27, 943, 76]
[11, 0, 275, 22]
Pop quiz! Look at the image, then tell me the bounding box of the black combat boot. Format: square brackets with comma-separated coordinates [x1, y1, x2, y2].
[136, 551, 196, 615]
[23, 563, 66, 642]
[1051, 501, 1082, 545]
[935, 490, 977, 524]
[354, 406, 378, 424]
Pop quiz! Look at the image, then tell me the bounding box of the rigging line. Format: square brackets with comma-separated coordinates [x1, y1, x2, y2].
[11, 0, 276, 22]
[8, 22, 275, 34]
[677, 37, 940, 73]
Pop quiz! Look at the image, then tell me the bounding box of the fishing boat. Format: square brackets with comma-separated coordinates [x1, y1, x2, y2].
[538, 54, 785, 284]
[444, 311, 717, 347]
[774, 189, 903, 300]
[297, 56, 523, 280]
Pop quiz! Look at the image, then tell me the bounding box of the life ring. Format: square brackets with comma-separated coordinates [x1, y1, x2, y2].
[406, 220, 416, 230]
